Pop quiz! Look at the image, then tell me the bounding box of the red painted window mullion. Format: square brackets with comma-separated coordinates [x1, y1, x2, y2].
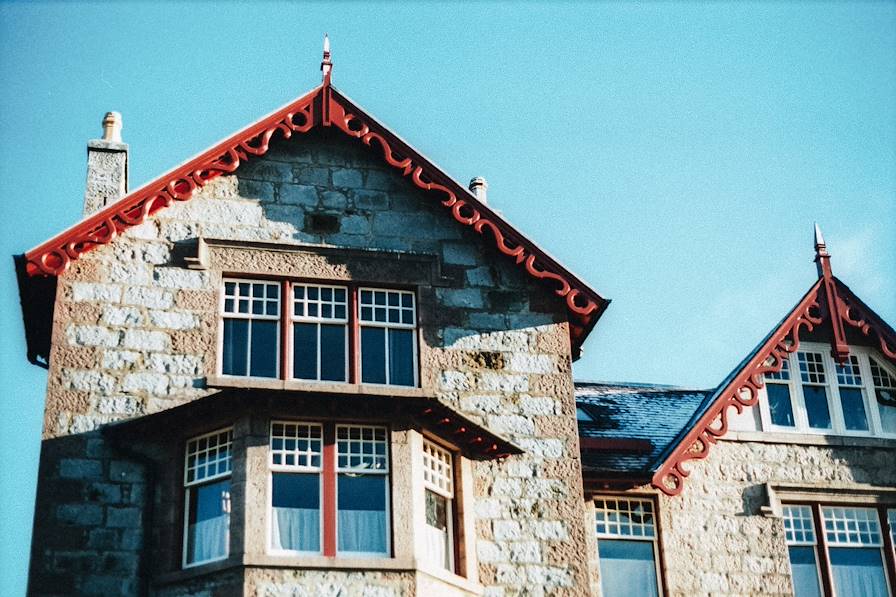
[322, 424, 337, 557]
[880, 506, 896, 595]
[280, 280, 291, 380]
[812, 503, 834, 597]
[349, 286, 359, 384]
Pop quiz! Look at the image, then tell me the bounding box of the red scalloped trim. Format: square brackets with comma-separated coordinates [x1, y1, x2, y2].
[651, 277, 896, 497]
[24, 83, 608, 347]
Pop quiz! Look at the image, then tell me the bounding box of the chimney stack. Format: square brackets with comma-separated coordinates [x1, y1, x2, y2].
[469, 176, 488, 203]
[84, 111, 128, 216]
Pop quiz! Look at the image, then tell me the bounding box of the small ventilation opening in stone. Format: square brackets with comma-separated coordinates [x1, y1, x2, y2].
[305, 213, 340, 234]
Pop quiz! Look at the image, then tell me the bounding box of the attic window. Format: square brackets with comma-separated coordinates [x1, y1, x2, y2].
[577, 407, 594, 422]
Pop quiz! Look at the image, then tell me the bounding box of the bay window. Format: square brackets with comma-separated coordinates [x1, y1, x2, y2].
[421, 438, 456, 571]
[594, 497, 662, 597]
[761, 344, 896, 438]
[268, 421, 391, 558]
[783, 504, 894, 597]
[220, 279, 417, 387]
[183, 428, 232, 567]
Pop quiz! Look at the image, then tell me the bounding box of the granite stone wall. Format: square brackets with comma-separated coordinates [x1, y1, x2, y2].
[31, 128, 592, 595]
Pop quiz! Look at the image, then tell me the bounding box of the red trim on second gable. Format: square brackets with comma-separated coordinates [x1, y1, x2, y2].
[651, 276, 896, 497]
[23, 82, 609, 354]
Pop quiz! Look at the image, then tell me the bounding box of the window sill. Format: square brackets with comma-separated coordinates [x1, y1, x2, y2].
[721, 430, 896, 448]
[207, 375, 427, 399]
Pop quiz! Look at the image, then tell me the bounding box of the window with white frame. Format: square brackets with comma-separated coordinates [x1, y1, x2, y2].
[359, 288, 417, 386]
[183, 428, 232, 567]
[269, 422, 323, 554]
[784, 504, 893, 597]
[761, 344, 896, 438]
[220, 280, 418, 387]
[291, 284, 348, 382]
[594, 497, 662, 597]
[221, 280, 280, 378]
[267, 422, 391, 558]
[422, 438, 455, 571]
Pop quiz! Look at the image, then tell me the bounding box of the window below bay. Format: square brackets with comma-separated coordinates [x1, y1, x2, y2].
[761, 344, 896, 438]
[219, 279, 417, 387]
[421, 438, 456, 572]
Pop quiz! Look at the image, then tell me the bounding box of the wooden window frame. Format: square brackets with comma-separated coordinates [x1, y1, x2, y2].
[218, 277, 419, 388]
[266, 420, 392, 559]
[593, 495, 665, 597]
[421, 436, 458, 574]
[782, 501, 896, 596]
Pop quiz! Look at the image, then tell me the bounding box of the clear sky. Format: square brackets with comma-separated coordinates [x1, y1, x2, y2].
[1, 2, 894, 594]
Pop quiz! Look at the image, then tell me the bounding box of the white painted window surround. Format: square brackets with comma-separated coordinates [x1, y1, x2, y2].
[744, 343, 896, 439]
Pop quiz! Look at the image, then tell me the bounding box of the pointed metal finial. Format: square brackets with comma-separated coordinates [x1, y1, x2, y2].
[321, 34, 332, 82]
[814, 222, 829, 258]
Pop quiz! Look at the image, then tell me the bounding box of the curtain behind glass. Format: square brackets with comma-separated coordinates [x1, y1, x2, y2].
[271, 507, 320, 552]
[787, 546, 822, 597]
[338, 474, 388, 554]
[188, 516, 228, 563]
[829, 548, 889, 597]
[598, 539, 659, 597]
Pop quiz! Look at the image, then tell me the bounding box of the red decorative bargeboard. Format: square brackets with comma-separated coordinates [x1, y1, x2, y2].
[23, 80, 608, 354]
[652, 276, 896, 497]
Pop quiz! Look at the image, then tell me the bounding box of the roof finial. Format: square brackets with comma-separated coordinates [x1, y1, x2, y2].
[814, 222, 828, 257]
[321, 34, 332, 83]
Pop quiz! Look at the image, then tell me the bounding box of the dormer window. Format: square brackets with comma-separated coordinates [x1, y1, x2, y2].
[219, 279, 418, 387]
[760, 344, 896, 438]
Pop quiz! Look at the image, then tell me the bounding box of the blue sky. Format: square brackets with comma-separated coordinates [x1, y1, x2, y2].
[1, 2, 894, 594]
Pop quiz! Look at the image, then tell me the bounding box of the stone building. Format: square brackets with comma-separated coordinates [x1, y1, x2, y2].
[15, 43, 896, 596]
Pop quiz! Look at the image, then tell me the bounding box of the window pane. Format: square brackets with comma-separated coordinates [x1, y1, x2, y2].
[839, 387, 869, 431]
[767, 384, 795, 427]
[292, 323, 317, 380]
[877, 389, 896, 434]
[271, 473, 320, 553]
[803, 386, 831, 429]
[222, 319, 248, 376]
[320, 324, 347, 382]
[597, 539, 659, 597]
[338, 474, 388, 554]
[249, 320, 278, 378]
[361, 327, 386, 384]
[788, 546, 822, 597]
[425, 489, 451, 570]
[388, 329, 415, 386]
[829, 547, 889, 597]
[186, 480, 229, 565]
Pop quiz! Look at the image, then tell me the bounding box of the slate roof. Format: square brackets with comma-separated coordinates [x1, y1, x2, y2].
[575, 381, 712, 476]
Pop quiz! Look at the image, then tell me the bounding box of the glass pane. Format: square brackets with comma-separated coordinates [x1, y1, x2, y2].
[186, 480, 230, 565]
[597, 539, 659, 597]
[361, 327, 386, 384]
[271, 473, 320, 553]
[320, 324, 347, 382]
[292, 323, 317, 380]
[249, 320, 278, 378]
[767, 384, 795, 427]
[877, 390, 896, 434]
[388, 329, 415, 386]
[839, 387, 869, 431]
[425, 490, 451, 570]
[338, 474, 388, 554]
[803, 386, 831, 429]
[788, 546, 822, 597]
[829, 547, 889, 597]
[222, 319, 248, 376]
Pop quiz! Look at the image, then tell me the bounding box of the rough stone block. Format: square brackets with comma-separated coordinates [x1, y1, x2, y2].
[332, 168, 363, 188]
[122, 372, 170, 395]
[57, 503, 104, 526]
[507, 354, 554, 374]
[493, 520, 523, 541]
[437, 288, 484, 309]
[122, 330, 169, 352]
[487, 414, 536, 437]
[122, 287, 173, 309]
[59, 458, 103, 479]
[321, 190, 348, 209]
[109, 460, 143, 483]
[102, 350, 140, 370]
[148, 310, 199, 330]
[354, 189, 388, 210]
[340, 214, 371, 235]
[153, 268, 209, 290]
[66, 371, 117, 395]
[442, 242, 479, 265]
[106, 507, 141, 528]
[278, 184, 318, 206]
[96, 395, 143, 415]
[67, 325, 121, 348]
[102, 306, 143, 327]
[71, 283, 122, 303]
[477, 372, 529, 393]
[147, 354, 202, 375]
[466, 267, 495, 287]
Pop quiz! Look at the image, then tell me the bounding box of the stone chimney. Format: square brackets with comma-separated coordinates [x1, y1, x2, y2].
[469, 176, 488, 203]
[83, 111, 128, 216]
